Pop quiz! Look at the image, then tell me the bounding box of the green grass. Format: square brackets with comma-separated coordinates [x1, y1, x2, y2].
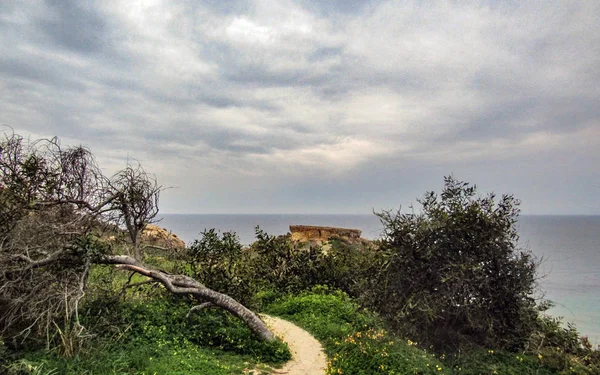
[263, 287, 594, 375]
[9, 341, 256, 375]
[265, 287, 447, 374]
[3, 298, 289, 375]
[2, 267, 290, 375]
[4, 264, 597, 375]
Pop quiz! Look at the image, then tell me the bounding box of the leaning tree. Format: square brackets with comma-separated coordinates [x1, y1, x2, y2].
[0, 132, 274, 346]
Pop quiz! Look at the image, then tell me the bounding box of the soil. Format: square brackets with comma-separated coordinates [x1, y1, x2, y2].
[257, 315, 327, 375]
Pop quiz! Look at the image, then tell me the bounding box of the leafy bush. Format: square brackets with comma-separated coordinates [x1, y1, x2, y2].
[529, 310, 582, 354]
[248, 227, 326, 294]
[188, 226, 381, 306]
[369, 176, 539, 350]
[187, 229, 258, 305]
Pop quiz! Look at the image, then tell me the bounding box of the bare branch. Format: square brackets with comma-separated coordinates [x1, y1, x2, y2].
[107, 256, 274, 342]
[186, 302, 214, 318]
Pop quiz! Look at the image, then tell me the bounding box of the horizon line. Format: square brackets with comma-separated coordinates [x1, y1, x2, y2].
[157, 212, 600, 217]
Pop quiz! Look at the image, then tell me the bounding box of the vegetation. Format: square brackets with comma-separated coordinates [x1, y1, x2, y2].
[1, 131, 598, 374]
[369, 176, 538, 350]
[0, 132, 287, 373]
[185, 178, 599, 373]
[1, 285, 290, 374]
[266, 289, 598, 375]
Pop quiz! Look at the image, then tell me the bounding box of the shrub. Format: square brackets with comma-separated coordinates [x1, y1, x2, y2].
[187, 226, 374, 304]
[369, 176, 539, 350]
[246, 227, 382, 298]
[248, 227, 326, 293]
[187, 229, 257, 305]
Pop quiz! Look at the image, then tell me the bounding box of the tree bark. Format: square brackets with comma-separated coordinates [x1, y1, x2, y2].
[103, 255, 275, 342]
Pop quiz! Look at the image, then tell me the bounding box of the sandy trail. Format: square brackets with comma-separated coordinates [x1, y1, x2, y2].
[259, 315, 327, 375]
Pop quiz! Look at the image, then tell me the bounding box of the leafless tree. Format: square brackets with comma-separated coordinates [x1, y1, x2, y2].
[108, 163, 160, 260]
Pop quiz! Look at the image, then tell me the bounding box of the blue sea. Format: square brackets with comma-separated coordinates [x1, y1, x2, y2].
[158, 214, 600, 344]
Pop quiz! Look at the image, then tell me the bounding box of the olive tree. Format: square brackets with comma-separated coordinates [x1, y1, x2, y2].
[0, 132, 274, 347]
[369, 176, 539, 350]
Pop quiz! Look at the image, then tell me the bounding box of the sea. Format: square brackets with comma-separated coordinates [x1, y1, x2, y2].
[157, 214, 600, 345]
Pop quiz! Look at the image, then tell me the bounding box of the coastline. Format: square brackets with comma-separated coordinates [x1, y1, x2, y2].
[157, 213, 600, 345]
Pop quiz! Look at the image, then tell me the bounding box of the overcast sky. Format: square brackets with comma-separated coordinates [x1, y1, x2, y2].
[1, 1, 599, 214]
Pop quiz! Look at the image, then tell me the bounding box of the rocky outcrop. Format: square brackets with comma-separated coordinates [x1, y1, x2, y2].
[289, 225, 362, 246]
[141, 224, 186, 249]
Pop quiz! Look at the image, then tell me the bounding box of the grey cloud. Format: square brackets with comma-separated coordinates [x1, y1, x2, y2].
[180, 0, 252, 16]
[0, 0, 599, 214]
[0, 57, 88, 92]
[38, 0, 109, 53]
[297, 0, 379, 16]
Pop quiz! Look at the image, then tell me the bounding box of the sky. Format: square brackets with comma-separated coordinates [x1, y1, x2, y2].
[1, 0, 599, 215]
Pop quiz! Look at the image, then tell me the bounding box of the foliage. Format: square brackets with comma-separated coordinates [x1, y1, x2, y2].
[187, 225, 382, 312]
[265, 289, 449, 375]
[1, 132, 275, 365]
[265, 290, 597, 375]
[104, 298, 290, 364]
[0, 132, 160, 346]
[8, 338, 259, 375]
[175, 175, 599, 373]
[249, 227, 330, 294]
[187, 229, 257, 306]
[368, 176, 539, 350]
[3, 359, 59, 375]
[2, 292, 290, 375]
[529, 309, 582, 355]
[523, 311, 600, 374]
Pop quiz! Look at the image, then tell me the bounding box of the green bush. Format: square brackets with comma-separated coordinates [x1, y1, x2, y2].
[187, 229, 258, 306]
[187, 226, 381, 305]
[248, 227, 325, 294]
[369, 176, 539, 351]
[529, 311, 582, 354]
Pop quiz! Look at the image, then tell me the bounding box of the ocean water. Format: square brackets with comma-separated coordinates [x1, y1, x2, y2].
[158, 214, 600, 344]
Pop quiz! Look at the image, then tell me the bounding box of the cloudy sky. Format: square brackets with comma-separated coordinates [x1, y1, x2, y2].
[1, 0, 599, 214]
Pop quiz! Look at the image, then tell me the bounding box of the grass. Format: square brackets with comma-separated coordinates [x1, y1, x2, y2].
[1, 265, 290, 375]
[4, 266, 597, 375]
[263, 287, 596, 375]
[9, 341, 256, 375]
[264, 287, 447, 374]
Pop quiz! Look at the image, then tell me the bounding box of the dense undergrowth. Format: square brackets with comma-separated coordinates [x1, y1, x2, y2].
[2, 173, 599, 374]
[0, 266, 290, 375]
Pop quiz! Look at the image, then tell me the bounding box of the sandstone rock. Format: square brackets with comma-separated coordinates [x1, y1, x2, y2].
[141, 224, 186, 249]
[289, 225, 362, 246]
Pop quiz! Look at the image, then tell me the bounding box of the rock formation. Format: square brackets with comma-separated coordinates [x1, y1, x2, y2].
[141, 224, 186, 249]
[289, 225, 363, 246]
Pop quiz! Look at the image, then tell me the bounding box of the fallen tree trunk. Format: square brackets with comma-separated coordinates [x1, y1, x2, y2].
[103, 255, 275, 342]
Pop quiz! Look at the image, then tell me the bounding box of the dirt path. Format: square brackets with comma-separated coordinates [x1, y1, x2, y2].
[259, 315, 327, 375]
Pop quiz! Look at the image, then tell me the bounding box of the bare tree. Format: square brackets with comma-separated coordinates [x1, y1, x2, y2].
[108, 163, 160, 260]
[0, 132, 274, 347]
